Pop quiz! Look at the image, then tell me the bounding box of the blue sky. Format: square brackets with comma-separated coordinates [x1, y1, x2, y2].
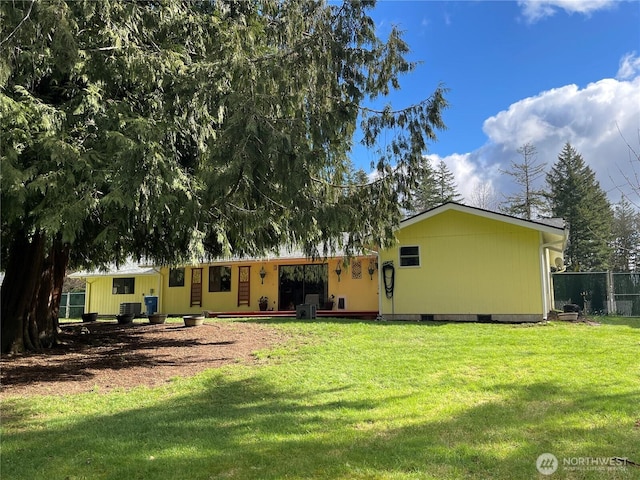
[352, 0, 640, 207]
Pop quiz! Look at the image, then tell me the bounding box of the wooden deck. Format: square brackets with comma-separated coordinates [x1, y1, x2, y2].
[205, 310, 379, 320]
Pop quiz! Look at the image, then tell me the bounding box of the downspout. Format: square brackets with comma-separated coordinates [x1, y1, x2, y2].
[539, 235, 566, 320]
[376, 252, 382, 319]
[85, 278, 96, 313]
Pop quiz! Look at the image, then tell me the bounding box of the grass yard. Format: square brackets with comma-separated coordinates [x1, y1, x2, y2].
[1, 317, 639, 479]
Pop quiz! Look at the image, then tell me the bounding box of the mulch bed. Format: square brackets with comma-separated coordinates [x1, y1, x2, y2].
[0, 320, 288, 397]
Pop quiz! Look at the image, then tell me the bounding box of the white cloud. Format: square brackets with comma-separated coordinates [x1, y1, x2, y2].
[424, 152, 503, 205]
[410, 74, 639, 209]
[477, 75, 640, 204]
[617, 52, 640, 80]
[518, 0, 616, 22]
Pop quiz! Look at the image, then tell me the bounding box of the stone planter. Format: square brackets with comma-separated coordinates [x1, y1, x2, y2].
[116, 314, 134, 324]
[82, 312, 98, 323]
[558, 312, 579, 321]
[149, 313, 167, 324]
[184, 315, 204, 327]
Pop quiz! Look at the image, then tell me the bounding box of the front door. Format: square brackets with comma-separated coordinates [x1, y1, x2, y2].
[190, 268, 203, 307]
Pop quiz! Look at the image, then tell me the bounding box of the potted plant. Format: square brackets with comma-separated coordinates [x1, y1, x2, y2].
[259, 296, 269, 311]
[323, 295, 335, 310]
[82, 312, 98, 323]
[183, 315, 204, 327]
[116, 313, 134, 324]
[148, 313, 167, 324]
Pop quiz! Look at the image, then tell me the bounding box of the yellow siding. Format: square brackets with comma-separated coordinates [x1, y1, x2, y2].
[380, 209, 543, 316]
[324, 257, 379, 311]
[84, 255, 379, 316]
[160, 256, 378, 314]
[85, 275, 160, 315]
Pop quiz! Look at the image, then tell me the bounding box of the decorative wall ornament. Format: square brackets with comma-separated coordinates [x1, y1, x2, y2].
[352, 260, 362, 279]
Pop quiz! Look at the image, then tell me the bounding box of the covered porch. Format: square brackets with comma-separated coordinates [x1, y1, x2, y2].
[203, 309, 378, 320]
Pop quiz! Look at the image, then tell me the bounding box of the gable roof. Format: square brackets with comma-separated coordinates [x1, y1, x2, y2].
[401, 202, 567, 240]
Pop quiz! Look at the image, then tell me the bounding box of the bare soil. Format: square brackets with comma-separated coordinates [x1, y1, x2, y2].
[0, 320, 288, 397]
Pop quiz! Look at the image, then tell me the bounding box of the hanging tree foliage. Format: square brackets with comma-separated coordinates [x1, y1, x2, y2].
[0, 0, 448, 353]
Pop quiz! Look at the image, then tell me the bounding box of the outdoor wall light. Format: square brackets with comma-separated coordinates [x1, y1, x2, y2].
[368, 259, 377, 280]
[335, 261, 342, 282]
[259, 266, 267, 284]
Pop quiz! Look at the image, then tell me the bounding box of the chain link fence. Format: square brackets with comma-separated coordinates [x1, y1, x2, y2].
[552, 272, 640, 316]
[612, 273, 640, 316]
[60, 292, 86, 318]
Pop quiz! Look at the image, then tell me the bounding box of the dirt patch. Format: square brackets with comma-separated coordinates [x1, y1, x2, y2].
[0, 320, 288, 397]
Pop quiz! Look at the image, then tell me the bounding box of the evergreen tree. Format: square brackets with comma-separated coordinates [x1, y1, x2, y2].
[610, 196, 640, 272]
[546, 143, 612, 271]
[434, 160, 463, 205]
[1, 0, 448, 352]
[409, 160, 438, 213]
[410, 160, 461, 213]
[501, 142, 547, 220]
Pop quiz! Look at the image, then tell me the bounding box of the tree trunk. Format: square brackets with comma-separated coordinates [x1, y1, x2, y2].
[1, 229, 46, 353]
[32, 236, 70, 348]
[0, 230, 69, 354]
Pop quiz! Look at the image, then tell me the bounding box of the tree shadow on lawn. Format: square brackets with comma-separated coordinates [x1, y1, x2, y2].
[0, 323, 236, 388]
[2, 376, 638, 480]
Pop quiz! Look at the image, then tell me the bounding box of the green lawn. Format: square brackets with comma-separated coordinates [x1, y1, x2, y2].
[2, 317, 639, 479]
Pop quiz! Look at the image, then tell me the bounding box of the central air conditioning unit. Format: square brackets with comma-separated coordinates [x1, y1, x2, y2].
[119, 302, 142, 316]
[296, 304, 317, 320]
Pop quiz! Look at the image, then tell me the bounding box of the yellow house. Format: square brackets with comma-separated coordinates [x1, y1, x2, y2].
[71, 248, 379, 318]
[71, 203, 567, 322]
[378, 202, 568, 322]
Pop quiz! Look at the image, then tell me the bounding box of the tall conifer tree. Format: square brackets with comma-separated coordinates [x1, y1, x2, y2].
[434, 160, 463, 205]
[410, 160, 461, 213]
[1, 0, 448, 352]
[610, 196, 639, 272]
[410, 161, 438, 213]
[546, 143, 612, 271]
